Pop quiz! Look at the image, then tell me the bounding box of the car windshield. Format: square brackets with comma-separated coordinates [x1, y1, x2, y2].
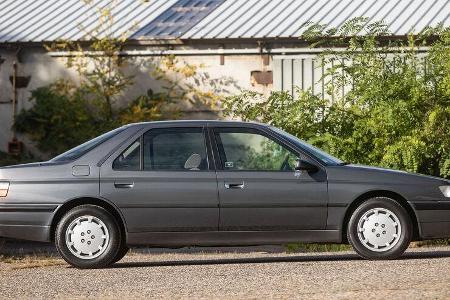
[270, 126, 344, 165]
[51, 127, 126, 162]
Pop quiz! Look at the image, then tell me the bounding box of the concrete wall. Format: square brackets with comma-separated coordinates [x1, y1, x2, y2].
[0, 46, 274, 154]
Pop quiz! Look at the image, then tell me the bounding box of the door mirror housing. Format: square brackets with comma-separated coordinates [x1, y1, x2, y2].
[295, 159, 318, 173]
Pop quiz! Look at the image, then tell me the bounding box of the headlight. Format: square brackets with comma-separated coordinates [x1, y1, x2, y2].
[439, 186, 450, 198]
[0, 181, 9, 197]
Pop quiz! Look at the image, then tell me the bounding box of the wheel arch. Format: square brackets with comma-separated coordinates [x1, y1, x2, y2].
[50, 197, 127, 242]
[341, 190, 420, 243]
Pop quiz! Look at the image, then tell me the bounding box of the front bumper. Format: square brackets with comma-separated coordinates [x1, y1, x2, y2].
[0, 203, 58, 242]
[411, 201, 450, 239]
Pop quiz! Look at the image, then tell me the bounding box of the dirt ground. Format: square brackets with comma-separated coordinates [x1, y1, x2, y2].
[0, 243, 449, 300]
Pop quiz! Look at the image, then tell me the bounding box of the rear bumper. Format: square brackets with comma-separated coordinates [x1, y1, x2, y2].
[0, 203, 57, 242]
[411, 201, 450, 239]
[0, 224, 50, 242]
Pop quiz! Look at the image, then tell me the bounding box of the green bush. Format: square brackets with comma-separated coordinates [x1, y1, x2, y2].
[14, 81, 175, 158]
[0, 151, 34, 167]
[224, 20, 450, 178]
[14, 82, 107, 157]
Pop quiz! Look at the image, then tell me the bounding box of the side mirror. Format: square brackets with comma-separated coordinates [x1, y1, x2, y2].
[295, 159, 319, 173]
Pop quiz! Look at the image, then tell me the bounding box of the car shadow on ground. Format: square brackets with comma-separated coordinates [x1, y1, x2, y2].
[110, 249, 450, 269]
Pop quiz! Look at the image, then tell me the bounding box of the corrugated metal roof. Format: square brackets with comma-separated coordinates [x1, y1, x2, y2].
[182, 0, 450, 39]
[0, 0, 178, 43]
[0, 0, 449, 43]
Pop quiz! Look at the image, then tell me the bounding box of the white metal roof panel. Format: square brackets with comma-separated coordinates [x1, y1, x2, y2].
[182, 0, 450, 39]
[0, 0, 178, 42]
[0, 0, 449, 43]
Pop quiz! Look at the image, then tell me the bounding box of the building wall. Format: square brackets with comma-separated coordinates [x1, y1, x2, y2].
[273, 56, 330, 99]
[0, 47, 78, 154]
[0, 46, 274, 155]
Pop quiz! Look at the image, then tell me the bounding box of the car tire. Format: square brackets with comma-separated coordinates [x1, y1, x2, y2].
[113, 245, 129, 263]
[347, 197, 412, 260]
[55, 205, 122, 269]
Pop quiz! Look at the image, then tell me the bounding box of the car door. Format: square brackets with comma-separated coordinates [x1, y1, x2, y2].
[211, 126, 328, 231]
[100, 126, 219, 233]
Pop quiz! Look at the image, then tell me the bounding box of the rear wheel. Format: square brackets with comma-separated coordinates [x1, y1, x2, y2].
[347, 197, 412, 260]
[55, 205, 122, 269]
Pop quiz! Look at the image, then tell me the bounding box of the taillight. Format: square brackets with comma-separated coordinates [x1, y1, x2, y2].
[0, 182, 10, 197]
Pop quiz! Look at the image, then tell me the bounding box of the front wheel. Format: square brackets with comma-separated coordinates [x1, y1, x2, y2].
[347, 197, 412, 260]
[55, 205, 122, 269]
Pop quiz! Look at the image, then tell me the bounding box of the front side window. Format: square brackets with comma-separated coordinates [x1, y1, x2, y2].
[143, 128, 208, 171]
[215, 129, 298, 171]
[270, 126, 343, 165]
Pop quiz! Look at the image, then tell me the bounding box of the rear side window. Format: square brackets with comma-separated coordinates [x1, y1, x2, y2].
[143, 128, 208, 171]
[52, 127, 126, 162]
[113, 139, 141, 171]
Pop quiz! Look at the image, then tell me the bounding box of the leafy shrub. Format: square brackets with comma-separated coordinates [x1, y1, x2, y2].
[224, 20, 450, 178]
[15, 81, 105, 157]
[0, 151, 34, 167]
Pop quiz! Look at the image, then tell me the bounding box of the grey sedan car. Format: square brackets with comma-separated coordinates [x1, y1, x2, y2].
[0, 121, 449, 268]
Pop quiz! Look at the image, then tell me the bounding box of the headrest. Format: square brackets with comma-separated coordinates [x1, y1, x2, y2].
[184, 153, 202, 170]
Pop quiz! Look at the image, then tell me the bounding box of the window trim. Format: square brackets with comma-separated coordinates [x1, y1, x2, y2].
[112, 126, 212, 172]
[211, 127, 301, 172]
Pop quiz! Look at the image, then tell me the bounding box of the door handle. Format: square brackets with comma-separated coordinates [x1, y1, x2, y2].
[224, 182, 245, 189]
[114, 182, 134, 189]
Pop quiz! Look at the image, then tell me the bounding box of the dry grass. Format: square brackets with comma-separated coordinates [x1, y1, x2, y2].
[0, 239, 448, 270]
[286, 239, 449, 253]
[410, 239, 450, 248]
[0, 255, 64, 269]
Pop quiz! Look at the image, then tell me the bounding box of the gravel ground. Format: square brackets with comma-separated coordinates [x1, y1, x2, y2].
[0, 246, 449, 299]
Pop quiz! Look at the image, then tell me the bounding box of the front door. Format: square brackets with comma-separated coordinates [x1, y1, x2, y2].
[212, 127, 328, 231]
[100, 126, 219, 232]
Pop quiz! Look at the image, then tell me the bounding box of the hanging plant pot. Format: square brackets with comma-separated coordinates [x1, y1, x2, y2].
[9, 76, 31, 88]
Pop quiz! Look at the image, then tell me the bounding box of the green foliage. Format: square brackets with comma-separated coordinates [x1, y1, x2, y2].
[15, 81, 108, 156]
[224, 19, 450, 178]
[0, 151, 34, 167]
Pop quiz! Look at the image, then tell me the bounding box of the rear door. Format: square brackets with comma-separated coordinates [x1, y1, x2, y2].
[211, 126, 328, 231]
[100, 125, 219, 233]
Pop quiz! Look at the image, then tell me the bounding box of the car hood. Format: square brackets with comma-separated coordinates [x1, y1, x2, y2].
[334, 164, 449, 185]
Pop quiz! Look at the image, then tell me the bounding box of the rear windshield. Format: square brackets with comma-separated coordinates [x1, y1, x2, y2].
[51, 127, 126, 162]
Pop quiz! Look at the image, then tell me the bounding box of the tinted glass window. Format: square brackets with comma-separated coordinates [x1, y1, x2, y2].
[143, 128, 208, 171]
[113, 139, 141, 171]
[270, 126, 344, 165]
[215, 130, 298, 171]
[52, 127, 126, 162]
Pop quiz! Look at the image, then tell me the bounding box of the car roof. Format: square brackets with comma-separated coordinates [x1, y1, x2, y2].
[125, 120, 269, 128]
